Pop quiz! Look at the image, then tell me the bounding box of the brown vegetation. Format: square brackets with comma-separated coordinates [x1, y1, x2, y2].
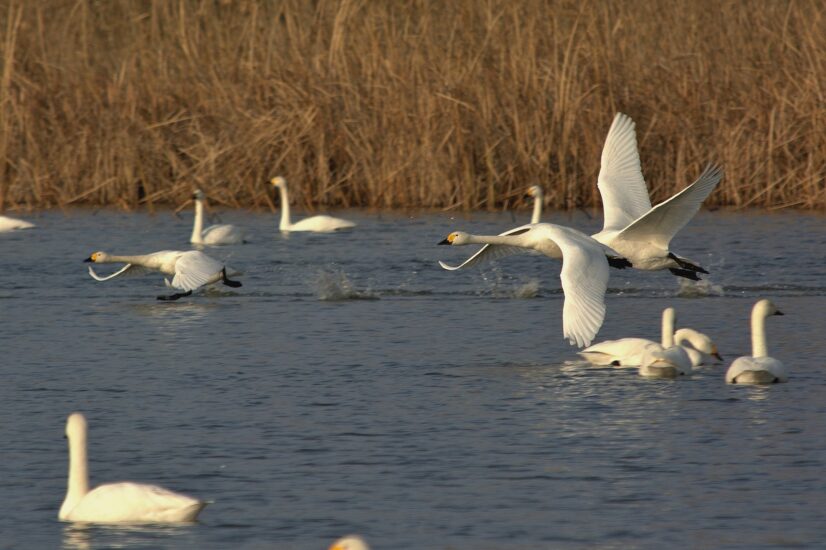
[0, 0, 824, 212]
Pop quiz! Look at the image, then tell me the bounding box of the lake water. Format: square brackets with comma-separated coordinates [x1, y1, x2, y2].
[1, 207, 825, 549]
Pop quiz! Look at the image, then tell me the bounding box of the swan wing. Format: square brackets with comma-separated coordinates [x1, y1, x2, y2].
[597, 113, 652, 232]
[289, 215, 356, 232]
[87, 264, 148, 282]
[542, 225, 610, 347]
[202, 224, 245, 245]
[616, 164, 723, 249]
[578, 337, 658, 366]
[439, 224, 536, 270]
[170, 251, 224, 291]
[726, 356, 787, 383]
[67, 482, 206, 523]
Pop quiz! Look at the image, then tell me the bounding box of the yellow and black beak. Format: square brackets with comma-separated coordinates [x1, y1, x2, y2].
[712, 352, 723, 361]
[774, 310, 785, 316]
[83, 256, 94, 262]
[438, 237, 451, 245]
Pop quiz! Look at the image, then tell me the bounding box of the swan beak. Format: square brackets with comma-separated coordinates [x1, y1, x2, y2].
[712, 352, 723, 361]
[83, 257, 94, 262]
[438, 238, 451, 245]
[774, 310, 785, 316]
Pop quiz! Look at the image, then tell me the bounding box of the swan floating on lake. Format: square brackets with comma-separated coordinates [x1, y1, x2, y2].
[674, 327, 722, 367]
[84, 250, 241, 300]
[726, 299, 788, 384]
[590, 113, 723, 280]
[190, 189, 245, 245]
[638, 308, 692, 378]
[438, 223, 630, 347]
[0, 215, 35, 232]
[526, 185, 544, 224]
[270, 176, 355, 232]
[329, 535, 371, 550]
[59, 412, 207, 523]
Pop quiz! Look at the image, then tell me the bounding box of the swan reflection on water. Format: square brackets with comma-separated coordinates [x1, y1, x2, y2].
[62, 522, 196, 550]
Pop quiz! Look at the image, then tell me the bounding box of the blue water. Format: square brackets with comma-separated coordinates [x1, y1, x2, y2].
[1, 208, 825, 549]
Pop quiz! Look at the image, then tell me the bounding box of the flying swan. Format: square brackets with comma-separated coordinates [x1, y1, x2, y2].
[84, 250, 241, 300]
[0, 215, 35, 232]
[59, 412, 207, 523]
[270, 176, 356, 232]
[190, 189, 245, 245]
[590, 113, 723, 280]
[438, 223, 631, 347]
[725, 299, 787, 384]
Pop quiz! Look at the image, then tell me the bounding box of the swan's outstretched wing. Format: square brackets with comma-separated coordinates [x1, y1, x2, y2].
[439, 224, 535, 271]
[87, 264, 148, 282]
[542, 226, 610, 347]
[598, 113, 652, 232]
[617, 164, 722, 249]
[170, 251, 224, 291]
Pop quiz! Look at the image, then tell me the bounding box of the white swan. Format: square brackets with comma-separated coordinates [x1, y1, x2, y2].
[85, 250, 241, 300]
[674, 327, 722, 367]
[726, 299, 788, 384]
[190, 189, 245, 245]
[270, 177, 355, 232]
[438, 223, 627, 347]
[329, 535, 371, 550]
[59, 413, 207, 523]
[578, 306, 674, 366]
[638, 308, 692, 378]
[526, 185, 544, 224]
[590, 113, 723, 280]
[0, 214, 35, 232]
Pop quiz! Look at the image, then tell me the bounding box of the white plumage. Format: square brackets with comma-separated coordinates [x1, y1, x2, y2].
[0, 214, 35, 232]
[726, 299, 788, 384]
[190, 189, 245, 245]
[270, 176, 356, 233]
[526, 185, 544, 224]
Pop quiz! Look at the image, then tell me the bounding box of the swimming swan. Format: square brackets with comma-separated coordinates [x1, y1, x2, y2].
[84, 250, 241, 300]
[637, 308, 692, 378]
[438, 223, 629, 347]
[0, 215, 35, 232]
[59, 412, 207, 523]
[270, 177, 356, 232]
[329, 535, 371, 550]
[190, 189, 245, 245]
[591, 113, 723, 280]
[674, 327, 723, 367]
[726, 299, 787, 384]
[526, 185, 544, 224]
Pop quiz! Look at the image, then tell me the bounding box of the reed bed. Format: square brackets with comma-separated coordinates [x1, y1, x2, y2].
[0, 0, 823, 212]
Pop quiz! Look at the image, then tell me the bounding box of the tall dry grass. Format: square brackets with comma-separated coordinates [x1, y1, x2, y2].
[0, 0, 823, 212]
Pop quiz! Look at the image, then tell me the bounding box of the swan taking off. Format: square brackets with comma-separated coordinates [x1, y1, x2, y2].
[726, 299, 788, 384]
[438, 223, 630, 347]
[84, 250, 242, 300]
[190, 189, 245, 245]
[0, 215, 35, 232]
[269, 176, 356, 232]
[591, 113, 723, 280]
[59, 413, 207, 523]
[329, 535, 371, 550]
[526, 185, 544, 224]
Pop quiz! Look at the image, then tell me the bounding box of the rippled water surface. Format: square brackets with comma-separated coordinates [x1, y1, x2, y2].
[2, 208, 825, 549]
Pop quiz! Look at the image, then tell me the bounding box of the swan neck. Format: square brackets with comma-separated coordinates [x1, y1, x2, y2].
[466, 234, 522, 246]
[62, 430, 89, 517]
[751, 309, 768, 357]
[531, 196, 542, 224]
[105, 254, 145, 265]
[191, 199, 204, 243]
[661, 310, 675, 347]
[277, 185, 291, 230]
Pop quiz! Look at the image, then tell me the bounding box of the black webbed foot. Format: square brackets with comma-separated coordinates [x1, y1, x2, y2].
[157, 290, 193, 301]
[607, 255, 633, 269]
[221, 268, 242, 288]
[669, 268, 701, 281]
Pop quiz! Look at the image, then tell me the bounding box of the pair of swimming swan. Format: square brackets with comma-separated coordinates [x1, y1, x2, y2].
[85, 250, 242, 300]
[60, 413, 206, 523]
[0, 214, 35, 232]
[440, 113, 722, 347]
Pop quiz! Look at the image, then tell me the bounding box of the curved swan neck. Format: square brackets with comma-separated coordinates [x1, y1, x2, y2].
[751, 308, 769, 358]
[191, 199, 204, 243]
[62, 426, 89, 517]
[466, 233, 524, 246]
[531, 196, 542, 224]
[661, 308, 676, 347]
[277, 184, 291, 230]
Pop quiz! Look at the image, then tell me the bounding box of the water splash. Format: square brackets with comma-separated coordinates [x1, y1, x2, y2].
[314, 270, 378, 301]
[676, 278, 724, 298]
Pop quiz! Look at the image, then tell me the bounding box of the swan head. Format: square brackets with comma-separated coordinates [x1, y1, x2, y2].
[270, 176, 287, 188]
[192, 188, 205, 200]
[526, 185, 543, 198]
[65, 412, 88, 440]
[84, 251, 109, 263]
[329, 535, 370, 550]
[754, 298, 784, 318]
[674, 328, 722, 361]
[438, 231, 470, 246]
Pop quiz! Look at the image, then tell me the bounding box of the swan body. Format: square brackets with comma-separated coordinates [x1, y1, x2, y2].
[637, 307, 692, 378]
[329, 535, 371, 550]
[59, 413, 207, 523]
[726, 299, 787, 384]
[577, 337, 659, 367]
[526, 185, 544, 224]
[590, 113, 723, 280]
[674, 327, 722, 366]
[0, 215, 35, 232]
[270, 177, 355, 232]
[438, 223, 623, 347]
[190, 189, 244, 245]
[84, 249, 242, 300]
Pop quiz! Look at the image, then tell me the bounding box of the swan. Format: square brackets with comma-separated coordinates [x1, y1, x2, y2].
[726, 299, 787, 384]
[84, 250, 241, 300]
[0, 214, 35, 232]
[637, 309, 692, 378]
[674, 327, 722, 366]
[190, 189, 245, 245]
[438, 223, 630, 347]
[526, 185, 544, 224]
[270, 177, 356, 232]
[590, 113, 723, 280]
[59, 412, 207, 523]
[329, 535, 371, 550]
